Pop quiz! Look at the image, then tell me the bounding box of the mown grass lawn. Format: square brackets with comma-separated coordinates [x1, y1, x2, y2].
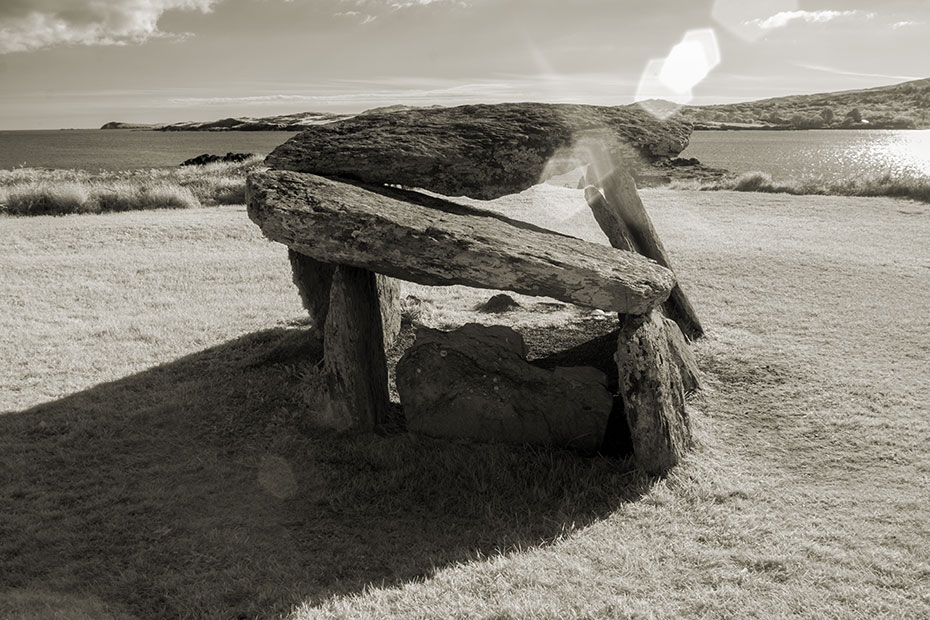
[1, 190, 928, 620]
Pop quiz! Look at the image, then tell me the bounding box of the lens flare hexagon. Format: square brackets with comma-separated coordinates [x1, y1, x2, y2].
[635, 28, 720, 119]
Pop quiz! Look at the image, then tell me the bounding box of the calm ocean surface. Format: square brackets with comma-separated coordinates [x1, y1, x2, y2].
[2, 128, 929, 181]
[0, 129, 299, 171]
[682, 129, 930, 181]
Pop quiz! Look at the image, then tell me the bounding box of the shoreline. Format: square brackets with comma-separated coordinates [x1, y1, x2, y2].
[4, 159, 929, 217]
[692, 123, 930, 131]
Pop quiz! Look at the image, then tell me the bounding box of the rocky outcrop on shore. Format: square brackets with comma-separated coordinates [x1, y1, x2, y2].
[179, 152, 255, 166]
[99, 122, 157, 129]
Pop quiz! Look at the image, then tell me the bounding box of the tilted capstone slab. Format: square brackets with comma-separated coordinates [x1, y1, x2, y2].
[247, 170, 676, 315]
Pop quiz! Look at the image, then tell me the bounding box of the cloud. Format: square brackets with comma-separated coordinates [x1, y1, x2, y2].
[390, 0, 454, 6]
[797, 63, 922, 82]
[339, 0, 468, 12]
[166, 73, 640, 110]
[0, 0, 219, 54]
[748, 9, 874, 30]
[336, 9, 377, 23]
[168, 83, 516, 108]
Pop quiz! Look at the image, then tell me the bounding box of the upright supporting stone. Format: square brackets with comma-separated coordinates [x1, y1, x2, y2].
[289, 249, 401, 348]
[397, 324, 613, 452]
[288, 249, 335, 332]
[661, 315, 702, 394]
[591, 166, 705, 341]
[586, 184, 702, 396]
[320, 265, 391, 432]
[615, 310, 692, 475]
[376, 274, 402, 348]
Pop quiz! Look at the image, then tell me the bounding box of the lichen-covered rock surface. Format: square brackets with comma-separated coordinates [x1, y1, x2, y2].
[247, 170, 675, 314]
[264, 103, 692, 199]
[319, 265, 390, 432]
[287, 251, 401, 347]
[615, 310, 692, 475]
[396, 323, 613, 452]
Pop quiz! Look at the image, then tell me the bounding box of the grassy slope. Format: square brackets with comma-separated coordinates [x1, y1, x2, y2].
[1, 190, 929, 619]
[680, 77, 930, 128]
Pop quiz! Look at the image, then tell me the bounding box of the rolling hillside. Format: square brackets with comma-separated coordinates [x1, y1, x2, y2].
[680, 77, 930, 130]
[101, 78, 930, 134]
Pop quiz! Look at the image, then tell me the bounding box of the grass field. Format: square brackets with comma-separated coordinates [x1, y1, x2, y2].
[0, 157, 263, 216]
[1, 188, 929, 619]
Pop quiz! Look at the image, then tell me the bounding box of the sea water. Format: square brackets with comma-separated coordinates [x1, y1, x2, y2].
[0, 129, 299, 171]
[682, 129, 930, 181]
[3, 127, 930, 181]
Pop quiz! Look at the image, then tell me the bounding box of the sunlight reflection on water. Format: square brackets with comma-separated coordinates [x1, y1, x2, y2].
[682, 129, 930, 180]
[865, 131, 930, 177]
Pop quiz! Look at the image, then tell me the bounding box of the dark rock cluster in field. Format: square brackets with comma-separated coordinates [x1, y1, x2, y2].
[180, 152, 254, 167]
[396, 323, 613, 452]
[265, 102, 693, 198]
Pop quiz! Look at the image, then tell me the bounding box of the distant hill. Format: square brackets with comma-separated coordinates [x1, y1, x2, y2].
[100, 122, 158, 130]
[679, 77, 930, 130]
[101, 77, 930, 134]
[99, 106, 456, 131]
[101, 111, 353, 131]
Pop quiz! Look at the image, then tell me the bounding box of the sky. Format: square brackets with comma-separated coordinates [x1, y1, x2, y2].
[0, 0, 927, 129]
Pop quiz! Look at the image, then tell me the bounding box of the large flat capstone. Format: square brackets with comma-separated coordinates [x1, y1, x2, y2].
[264, 103, 692, 200]
[247, 170, 675, 314]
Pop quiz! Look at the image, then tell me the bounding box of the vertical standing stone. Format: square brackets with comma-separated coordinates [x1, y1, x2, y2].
[289, 249, 401, 348]
[585, 184, 702, 394]
[615, 310, 692, 475]
[592, 166, 705, 341]
[661, 315, 702, 394]
[375, 274, 402, 348]
[288, 249, 335, 332]
[319, 265, 391, 432]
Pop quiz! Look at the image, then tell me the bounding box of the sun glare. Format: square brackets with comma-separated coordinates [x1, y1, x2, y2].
[636, 28, 720, 119]
[659, 30, 720, 93]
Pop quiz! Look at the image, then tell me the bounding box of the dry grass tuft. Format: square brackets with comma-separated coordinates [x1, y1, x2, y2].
[674, 169, 930, 203]
[0, 156, 264, 215]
